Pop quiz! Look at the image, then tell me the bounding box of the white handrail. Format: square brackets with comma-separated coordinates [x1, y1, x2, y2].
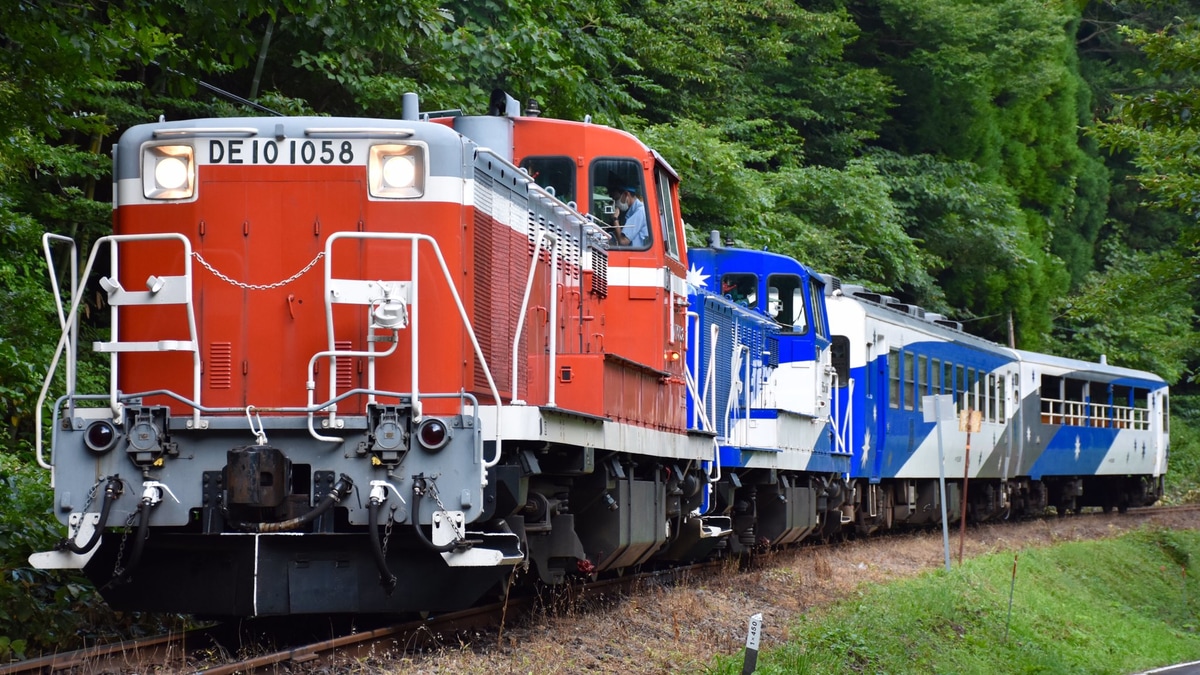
[321, 232, 503, 486]
[687, 311, 700, 429]
[35, 233, 200, 470]
[511, 230, 558, 405]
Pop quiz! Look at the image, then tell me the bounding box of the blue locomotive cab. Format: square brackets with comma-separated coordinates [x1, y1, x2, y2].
[685, 243, 850, 547]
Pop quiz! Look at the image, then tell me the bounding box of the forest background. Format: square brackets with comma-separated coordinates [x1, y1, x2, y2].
[0, 0, 1198, 656]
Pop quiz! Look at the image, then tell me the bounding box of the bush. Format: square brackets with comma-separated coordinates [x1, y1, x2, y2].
[0, 451, 175, 659]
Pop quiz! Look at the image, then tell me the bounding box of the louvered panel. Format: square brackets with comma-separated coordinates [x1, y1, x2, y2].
[335, 340, 353, 392]
[208, 342, 232, 389]
[591, 249, 608, 298]
[473, 169, 518, 397]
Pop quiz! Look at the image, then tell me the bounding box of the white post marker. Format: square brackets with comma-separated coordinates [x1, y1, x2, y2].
[742, 612, 763, 674]
[923, 394, 956, 572]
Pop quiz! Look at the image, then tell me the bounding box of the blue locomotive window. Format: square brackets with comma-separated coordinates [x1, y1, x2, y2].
[768, 274, 805, 331]
[810, 278, 828, 339]
[932, 358, 942, 393]
[520, 156, 575, 205]
[721, 273, 757, 307]
[590, 158, 651, 250]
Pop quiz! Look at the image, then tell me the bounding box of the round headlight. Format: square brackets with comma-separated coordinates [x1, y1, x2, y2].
[84, 420, 119, 454]
[381, 155, 416, 188]
[416, 418, 450, 452]
[155, 156, 189, 190]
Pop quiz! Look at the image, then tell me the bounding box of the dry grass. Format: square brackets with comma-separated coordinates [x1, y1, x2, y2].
[370, 510, 1200, 674]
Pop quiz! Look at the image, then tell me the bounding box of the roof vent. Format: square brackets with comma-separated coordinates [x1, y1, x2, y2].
[885, 300, 925, 319]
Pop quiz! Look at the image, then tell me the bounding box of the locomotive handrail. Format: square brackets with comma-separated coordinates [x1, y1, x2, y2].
[511, 229, 559, 406]
[706, 323, 718, 439]
[304, 127, 415, 138]
[323, 232, 503, 486]
[724, 344, 751, 447]
[42, 234, 79, 417]
[35, 233, 201, 472]
[682, 349, 722, 483]
[306, 341, 401, 442]
[475, 148, 593, 232]
[830, 371, 853, 457]
[152, 127, 258, 138]
[687, 311, 701, 430]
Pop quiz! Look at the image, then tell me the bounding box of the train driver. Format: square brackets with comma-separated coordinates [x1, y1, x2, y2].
[608, 183, 649, 248]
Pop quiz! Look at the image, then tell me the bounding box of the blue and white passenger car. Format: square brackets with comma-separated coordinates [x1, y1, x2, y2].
[825, 282, 1168, 533]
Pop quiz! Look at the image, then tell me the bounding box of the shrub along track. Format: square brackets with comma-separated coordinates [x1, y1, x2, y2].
[3, 506, 1196, 674]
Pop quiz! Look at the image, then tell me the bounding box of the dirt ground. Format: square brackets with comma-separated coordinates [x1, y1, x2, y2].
[369, 508, 1200, 674]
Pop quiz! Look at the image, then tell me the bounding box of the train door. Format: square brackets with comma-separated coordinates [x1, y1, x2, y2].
[873, 341, 892, 481]
[195, 170, 364, 409]
[873, 338, 892, 480]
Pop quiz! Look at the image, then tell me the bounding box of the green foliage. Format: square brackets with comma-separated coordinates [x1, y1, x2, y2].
[1048, 246, 1198, 381]
[707, 528, 1200, 674]
[2, 0, 1200, 653]
[1163, 395, 1200, 503]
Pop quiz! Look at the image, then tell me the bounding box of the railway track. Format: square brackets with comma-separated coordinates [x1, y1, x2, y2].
[0, 560, 724, 675]
[5, 504, 1197, 675]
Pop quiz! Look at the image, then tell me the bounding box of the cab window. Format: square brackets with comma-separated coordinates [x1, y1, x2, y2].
[768, 273, 807, 333]
[720, 273, 757, 308]
[809, 278, 828, 339]
[520, 156, 576, 205]
[654, 166, 680, 260]
[590, 158, 651, 250]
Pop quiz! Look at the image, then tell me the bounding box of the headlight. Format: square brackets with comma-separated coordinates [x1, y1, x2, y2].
[142, 145, 195, 199]
[369, 144, 425, 198]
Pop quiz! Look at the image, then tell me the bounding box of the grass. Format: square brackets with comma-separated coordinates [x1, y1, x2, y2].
[708, 526, 1200, 675]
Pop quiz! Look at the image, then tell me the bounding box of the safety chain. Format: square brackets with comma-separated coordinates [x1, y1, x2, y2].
[381, 509, 395, 557]
[192, 251, 325, 291]
[111, 510, 139, 580]
[426, 477, 465, 544]
[67, 479, 103, 544]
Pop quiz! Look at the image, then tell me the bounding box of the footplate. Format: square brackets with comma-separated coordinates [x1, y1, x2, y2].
[432, 510, 524, 567]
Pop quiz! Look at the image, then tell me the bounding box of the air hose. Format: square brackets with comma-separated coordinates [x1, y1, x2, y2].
[56, 475, 122, 555]
[225, 474, 354, 533]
